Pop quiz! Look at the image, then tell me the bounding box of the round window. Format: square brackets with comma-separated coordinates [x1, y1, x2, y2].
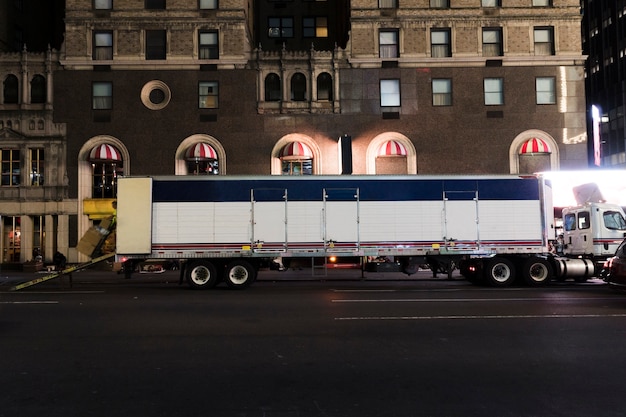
[141, 80, 171, 110]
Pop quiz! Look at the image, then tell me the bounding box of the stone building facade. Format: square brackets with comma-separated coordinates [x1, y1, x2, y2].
[39, 0, 590, 263]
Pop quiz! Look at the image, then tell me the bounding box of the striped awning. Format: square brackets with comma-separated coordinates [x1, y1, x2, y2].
[280, 141, 313, 160]
[519, 137, 550, 154]
[186, 142, 217, 160]
[378, 140, 407, 156]
[89, 143, 122, 162]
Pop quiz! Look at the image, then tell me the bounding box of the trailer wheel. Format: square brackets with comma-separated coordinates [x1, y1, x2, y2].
[186, 260, 218, 290]
[522, 257, 553, 286]
[485, 257, 516, 286]
[224, 260, 255, 289]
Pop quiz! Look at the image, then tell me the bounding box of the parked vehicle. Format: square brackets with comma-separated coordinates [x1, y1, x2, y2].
[114, 174, 626, 289]
[605, 238, 626, 290]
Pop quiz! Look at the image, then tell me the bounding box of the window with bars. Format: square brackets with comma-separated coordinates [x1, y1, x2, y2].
[1, 149, 20, 186]
[432, 79, 452, 106]
[199, 31, 218, 59]
[536, 77, 556, 105]
[30, 148, 44, 186]
[482, 28, 503, 57]
[93, 31, 113, 60]
[431, 29, 451, 58]
[92, 82, 112, 109]
[379, 30, 399, 58]
[199, 81, 218, 108]
[484, 78, 504, 105]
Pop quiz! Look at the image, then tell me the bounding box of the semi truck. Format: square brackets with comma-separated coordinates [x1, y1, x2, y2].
[114, 174, 626, 289]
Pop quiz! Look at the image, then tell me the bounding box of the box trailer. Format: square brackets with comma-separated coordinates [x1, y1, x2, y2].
[114, 174, 626, 288]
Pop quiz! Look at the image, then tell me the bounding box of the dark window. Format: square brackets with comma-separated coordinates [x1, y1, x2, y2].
[265, 73, 281, 101]
[1, 149, 20, 186]
[268, 17, 294, 38]
[30, 75, 46, 104]
[92, 162, 120, 198]
[93, 82, 112, 109]
[145, 0, 165, 9]
[317, 72, 333, 101]
[303, 17, 328, 38]
[146, 30, 166, 60]
[3, 75, 18, 104]
[30, 148, 44, 186]
[290, 72, 306, 101]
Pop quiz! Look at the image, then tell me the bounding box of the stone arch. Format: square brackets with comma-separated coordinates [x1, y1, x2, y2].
[271, 133, 321, 175]
[509, 130, 559, 174]
[176, 134, 226, 175]
[366, 132, 417, 174]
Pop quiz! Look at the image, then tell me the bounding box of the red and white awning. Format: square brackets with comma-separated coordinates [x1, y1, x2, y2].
[519, 137, 550, 154]
[280, 141, 313, 160]
[186, 142, 217, 160]
[89, 143, 122, 162]
[378, 140, 407, 156]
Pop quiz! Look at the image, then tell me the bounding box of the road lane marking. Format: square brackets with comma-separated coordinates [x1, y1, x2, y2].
[0, 301, 59, 305]
[332, 297, 619, 303]
[335, 314, 626, 321]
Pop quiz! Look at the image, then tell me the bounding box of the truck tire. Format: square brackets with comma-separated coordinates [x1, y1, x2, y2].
[186, 260, 219, 289]
[485, 257, 516, 286]
[522, 257, 553, 286]
[224, 260, 255, 289]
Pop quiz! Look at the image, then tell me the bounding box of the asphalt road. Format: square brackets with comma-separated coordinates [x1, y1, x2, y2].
[1, 269, 625, 417]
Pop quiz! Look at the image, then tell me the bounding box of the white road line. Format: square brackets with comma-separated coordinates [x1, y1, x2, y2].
[335, 314, 626, 321]
[0, 301, 59, 305]
[332, 297, 617, 303]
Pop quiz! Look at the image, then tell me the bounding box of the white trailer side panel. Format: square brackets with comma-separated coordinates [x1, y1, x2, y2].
[360, 201, 444, 242]
[116, 177, 153, 254]
[478, 200, 543, 241]
[287, 201, 324, 244]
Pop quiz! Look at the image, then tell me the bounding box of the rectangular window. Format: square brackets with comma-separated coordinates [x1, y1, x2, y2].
[379, 30, 399, 58]
[93, 82, 112, 109]
[534, 27, 554, 56]
[303, 17, 328, 38]
[94, 0, 112, 9]
[484, 78, 503, 105]
[432, 79, 452, 106]
[199, 0, 217, 9]
[1, 149, 20, 186]
[199, 31, 218, 59]
[481, 0, 500, 6]
[380, 79, 400, 107]
[430, 0, 449, 8]
[379, 0, 397, 7]
[30, 148, 44, 186]
[431, 29, 451, 58]
[536, 77, 556, 104]
[268, 17, 294, 38]
[145, 0, 165, 9]
[93, 31, 113, 60]
[532, 0, 551, 6]
[146, 30, 166, 60]
[199, 81, 218, 109]
[482, 28, 502, 57]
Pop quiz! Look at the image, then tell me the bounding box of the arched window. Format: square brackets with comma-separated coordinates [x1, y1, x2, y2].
[290, 72, 306, 101]
[280, 141, 313, 175]
[317, 72, 333, 101]
[3, 75, 19, 104]
[30, 75, 46, 104]
[264, 73, 281, 101]
[185, 142, 219, 175]
[88, 144, 123, 198]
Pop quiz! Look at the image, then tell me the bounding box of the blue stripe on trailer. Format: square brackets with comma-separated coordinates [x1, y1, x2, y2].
[151, 176, 540, 203]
